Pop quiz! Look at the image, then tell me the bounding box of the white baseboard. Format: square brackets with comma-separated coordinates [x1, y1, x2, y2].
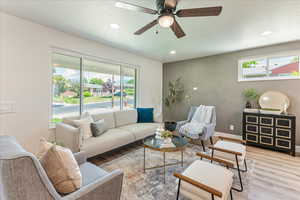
[296, 146, 300, 153]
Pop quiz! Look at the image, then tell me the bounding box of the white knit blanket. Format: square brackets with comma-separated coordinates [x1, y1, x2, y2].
[179, 105, 213, 139]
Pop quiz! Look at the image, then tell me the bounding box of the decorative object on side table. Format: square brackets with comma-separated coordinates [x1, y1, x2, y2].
[243, 88, 260, 112]
[155, 128, 174, 147]
[160, 130, 173, 146]
[164, 121, 177, 131]
[259, 91, 290, 115]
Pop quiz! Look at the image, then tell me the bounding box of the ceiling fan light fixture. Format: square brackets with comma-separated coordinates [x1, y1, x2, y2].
[158, 14, 174, 28]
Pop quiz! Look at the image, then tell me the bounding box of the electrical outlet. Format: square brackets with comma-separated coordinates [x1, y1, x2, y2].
[229, 125, 235, 131]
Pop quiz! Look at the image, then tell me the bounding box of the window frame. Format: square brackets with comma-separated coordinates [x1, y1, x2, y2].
[50, 48, 140, 127]
[238, 50, 300, 82]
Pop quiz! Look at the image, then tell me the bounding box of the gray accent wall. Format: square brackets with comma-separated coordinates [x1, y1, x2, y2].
[163, 41, 300, 144]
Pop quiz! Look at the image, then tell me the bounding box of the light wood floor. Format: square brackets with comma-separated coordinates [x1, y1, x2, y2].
[240, 146, 300, 200]
[90, 135, 300, 200]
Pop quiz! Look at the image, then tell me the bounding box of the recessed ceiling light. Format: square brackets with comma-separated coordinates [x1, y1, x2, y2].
[170, 50, 176, 55]
[261, 31, 272, 36]
[110, 24, 120, 30]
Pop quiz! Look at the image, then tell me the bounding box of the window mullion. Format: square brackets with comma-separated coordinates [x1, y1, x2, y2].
[266, 58, 270, 78]
[79, 57, 84, 115]
[134, 68, 137, 108]
[120, 66, 124, 110]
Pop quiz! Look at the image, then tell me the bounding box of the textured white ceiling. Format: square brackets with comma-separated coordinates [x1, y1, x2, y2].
[1, 0, 300, 63]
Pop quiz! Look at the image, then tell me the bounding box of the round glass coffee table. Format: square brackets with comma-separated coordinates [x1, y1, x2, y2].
[143, 135, 188, 183]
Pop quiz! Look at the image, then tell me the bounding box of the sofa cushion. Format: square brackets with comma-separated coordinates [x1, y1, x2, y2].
[180, 160, 233, 200]
[114, 110, 137, 127]
[92, 111, 115, 129]
[81, 128, 135, 158]
[90, 119, 107, 137]
[80, 162, 108, 186]
[137, 108, 154, 123]
[119, 123, 161, 140]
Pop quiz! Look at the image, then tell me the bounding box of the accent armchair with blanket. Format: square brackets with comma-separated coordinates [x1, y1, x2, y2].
[177, 105, 216, 151]
[0, 136, 123, 200]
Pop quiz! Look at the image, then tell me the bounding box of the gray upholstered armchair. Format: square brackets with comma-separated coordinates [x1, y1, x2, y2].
[0, 136, 123, 200]
[176, 105, 216, 151]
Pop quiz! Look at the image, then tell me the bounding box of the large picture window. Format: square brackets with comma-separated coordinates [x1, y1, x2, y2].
[238, 51, 300, 81]
[51, 51, 137, 125]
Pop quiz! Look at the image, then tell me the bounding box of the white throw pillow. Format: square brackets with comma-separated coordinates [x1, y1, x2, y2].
[73, 112, 94, 140]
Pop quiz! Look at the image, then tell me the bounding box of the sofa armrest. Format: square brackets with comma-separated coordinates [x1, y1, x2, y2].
[73, 151, 87, 165]
[56, 123, 81, 153]
[64, 170, 124, 200]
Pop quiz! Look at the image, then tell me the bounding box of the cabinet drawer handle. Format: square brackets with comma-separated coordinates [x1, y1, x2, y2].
[260, 136, 273, 146]
[276, 118, 291, 128]
[276, 128, 291, 139]
[246, 124, 258, 133]
[246, 115, 258, 124]
[260, 126, 273, 136]
[276, 138, 291, 149]
[260, 117, 274, 126]
[246, 133, 258, 143]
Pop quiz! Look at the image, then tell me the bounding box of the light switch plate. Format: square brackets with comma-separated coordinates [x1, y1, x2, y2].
[0, 101, 16, 114]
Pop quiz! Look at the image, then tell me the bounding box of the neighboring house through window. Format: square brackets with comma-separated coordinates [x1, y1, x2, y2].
[51, 50, 138, 125]
[238, 51, 300, 81]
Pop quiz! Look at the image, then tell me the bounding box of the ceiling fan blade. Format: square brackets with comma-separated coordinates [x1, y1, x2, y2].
[170, 19, 186, 38]
[176, 6, 222, 17]
[134, 20, 158, 35]
[164, 0, 178, 9]
[115, 1, 157, 15]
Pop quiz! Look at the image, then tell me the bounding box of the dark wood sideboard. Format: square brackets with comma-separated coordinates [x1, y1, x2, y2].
[243, 112, 296, 156]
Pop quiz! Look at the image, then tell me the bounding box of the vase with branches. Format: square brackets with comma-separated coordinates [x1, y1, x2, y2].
[164, 77, 184, 131]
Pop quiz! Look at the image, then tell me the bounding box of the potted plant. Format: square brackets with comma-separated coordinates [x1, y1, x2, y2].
[164, 78, 184, 131]
[243, 88, 259, 110]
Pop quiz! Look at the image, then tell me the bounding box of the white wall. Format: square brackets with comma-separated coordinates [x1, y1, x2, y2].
[0, 12, 163, 153]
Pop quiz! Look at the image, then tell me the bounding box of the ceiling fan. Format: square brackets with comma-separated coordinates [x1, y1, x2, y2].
[115, 0, 222, 38]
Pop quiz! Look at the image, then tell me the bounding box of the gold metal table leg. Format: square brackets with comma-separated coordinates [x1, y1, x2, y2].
[163, 152, 166, 184]
[143, 147, 145, 173]
[181, 150, 183, 167]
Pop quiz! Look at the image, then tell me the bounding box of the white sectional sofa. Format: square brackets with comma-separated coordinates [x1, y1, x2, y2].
[55, 109, 161, 158]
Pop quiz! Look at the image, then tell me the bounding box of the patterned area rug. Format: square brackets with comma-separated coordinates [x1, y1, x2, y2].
[91, 144, 252, 200]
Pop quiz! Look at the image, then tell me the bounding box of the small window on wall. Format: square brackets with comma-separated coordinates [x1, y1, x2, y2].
[238, 52, 300, 81]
